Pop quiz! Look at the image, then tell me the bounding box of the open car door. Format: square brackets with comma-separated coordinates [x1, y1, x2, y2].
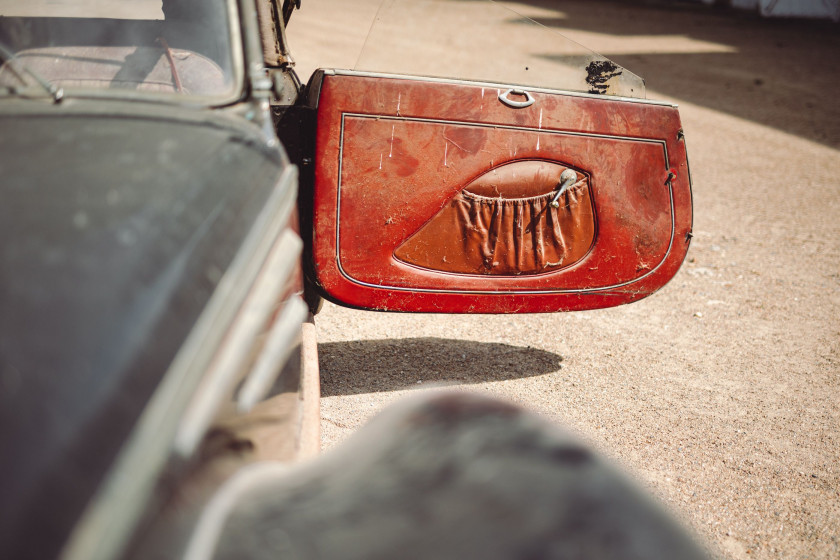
[304, 1, 691, 313]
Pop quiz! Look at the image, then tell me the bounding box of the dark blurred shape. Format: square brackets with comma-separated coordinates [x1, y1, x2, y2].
[212, 392, 708, 560]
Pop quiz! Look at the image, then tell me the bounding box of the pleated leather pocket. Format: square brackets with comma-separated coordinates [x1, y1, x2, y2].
[394, 160, 596, 275]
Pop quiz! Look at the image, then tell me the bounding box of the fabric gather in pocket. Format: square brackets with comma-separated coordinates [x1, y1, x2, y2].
[394, 160, 596, 276]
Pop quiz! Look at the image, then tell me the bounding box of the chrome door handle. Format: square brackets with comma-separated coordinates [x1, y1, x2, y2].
[498, 88, 535, 108]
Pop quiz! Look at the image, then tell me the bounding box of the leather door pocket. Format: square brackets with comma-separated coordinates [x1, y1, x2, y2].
[395, 160, 596, 276]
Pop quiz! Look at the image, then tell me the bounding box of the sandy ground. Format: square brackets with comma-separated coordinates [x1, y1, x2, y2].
[287, 2, 840, 558]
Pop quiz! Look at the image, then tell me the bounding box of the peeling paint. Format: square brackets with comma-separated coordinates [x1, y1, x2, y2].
[396, 93, 401, 116]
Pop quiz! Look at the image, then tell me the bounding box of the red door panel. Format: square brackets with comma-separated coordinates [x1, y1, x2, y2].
[311, 70, 692, 313]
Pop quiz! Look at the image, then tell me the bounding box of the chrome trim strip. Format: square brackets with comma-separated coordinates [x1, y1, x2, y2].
[330, 68, 677, 108]
[236, 294, 308, 414]
[239, 0, 270, 90]
[334, 112, 676, 296]
[60, 165, 298, 560]
[174, 228, 303, 455]
[339, 112, 670, 162]
[226, 0, 246, 105]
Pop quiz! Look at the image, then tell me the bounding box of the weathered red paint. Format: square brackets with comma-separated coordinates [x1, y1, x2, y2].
[311, 71, 692, 313]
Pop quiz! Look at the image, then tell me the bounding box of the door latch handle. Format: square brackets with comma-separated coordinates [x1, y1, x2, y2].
[550, 169, 579, 208]
[498, 88, 535, 108]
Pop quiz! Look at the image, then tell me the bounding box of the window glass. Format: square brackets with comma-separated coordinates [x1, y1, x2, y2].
[354, 0, 644, 98]
[0, 0, 240, 100]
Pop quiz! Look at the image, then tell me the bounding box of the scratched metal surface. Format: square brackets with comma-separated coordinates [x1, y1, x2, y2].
[310, 72, 690, 312]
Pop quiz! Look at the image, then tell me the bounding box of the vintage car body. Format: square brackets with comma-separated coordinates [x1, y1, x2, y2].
[0, 100, 302, 560]
[0, 1, 693, 559]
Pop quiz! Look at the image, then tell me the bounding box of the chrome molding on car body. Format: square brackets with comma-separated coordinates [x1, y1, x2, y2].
[60, 164, 298, 560]
[236, 294, 309, 414]
[174, 229, 304, 454]
[322, 69, 679, 108]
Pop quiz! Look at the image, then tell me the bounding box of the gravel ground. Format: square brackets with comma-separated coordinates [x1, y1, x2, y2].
[288, 2, 840, 558]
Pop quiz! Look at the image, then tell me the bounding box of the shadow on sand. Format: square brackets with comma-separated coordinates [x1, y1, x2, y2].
[319, 337, 562, 396]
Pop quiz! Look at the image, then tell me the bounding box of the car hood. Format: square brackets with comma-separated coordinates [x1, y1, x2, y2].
[0, 101, 287, 559]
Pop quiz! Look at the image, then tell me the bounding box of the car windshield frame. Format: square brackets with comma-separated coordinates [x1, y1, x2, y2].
[0, 0, 246, 107]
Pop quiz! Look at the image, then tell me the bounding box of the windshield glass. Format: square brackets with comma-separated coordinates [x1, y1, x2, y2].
[346, 0, 644, 98]
[0, 0, 240, 101]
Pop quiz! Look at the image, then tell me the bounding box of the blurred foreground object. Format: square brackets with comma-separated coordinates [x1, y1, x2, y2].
[206, 392, 707, 560]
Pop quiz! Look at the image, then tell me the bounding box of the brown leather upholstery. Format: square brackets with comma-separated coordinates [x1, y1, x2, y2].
[395, 160, 596, 275]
